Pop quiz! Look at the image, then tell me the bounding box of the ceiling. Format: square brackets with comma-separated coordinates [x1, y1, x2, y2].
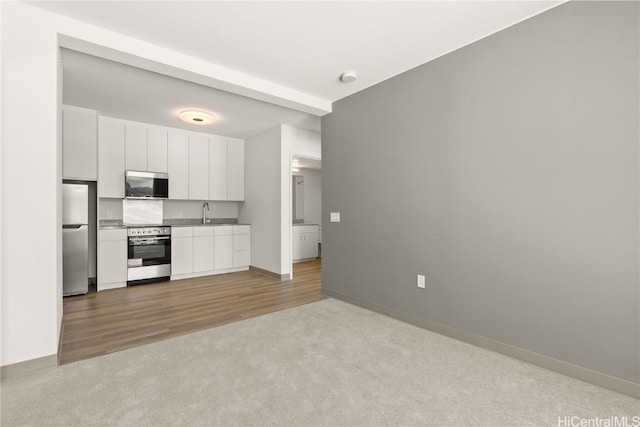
[61, 49, 321, 138]
[33, 1, 562, 107]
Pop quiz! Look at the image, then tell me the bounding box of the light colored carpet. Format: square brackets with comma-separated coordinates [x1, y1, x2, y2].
[1, 298, 638, 426]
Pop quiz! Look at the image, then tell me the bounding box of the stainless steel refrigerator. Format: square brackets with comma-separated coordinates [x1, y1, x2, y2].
[63, 183, 89, 295]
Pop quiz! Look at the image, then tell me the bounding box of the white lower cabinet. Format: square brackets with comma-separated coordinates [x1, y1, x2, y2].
[171, 225, 250, 280]
[293, 225, 318, 262]
[233, 225, 251, 268]
[98, 229, 127, 291]
[213, 226, 233, 270]
[171, 227, 194, 275]
[193, 227, 214, 272]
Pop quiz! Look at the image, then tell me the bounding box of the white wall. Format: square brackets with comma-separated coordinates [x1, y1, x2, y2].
[239, 125, 321, 277]
[238, 126, 283, 274]
[301, 168, 322, 226]
[1, 2, 61, 366]
[284, 125, 322, 159]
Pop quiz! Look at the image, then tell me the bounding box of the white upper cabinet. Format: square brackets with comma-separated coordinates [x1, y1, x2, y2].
[168, 130, 189, 200]
[227, 138, 245, 201]
[188, 133, 209, 200]
[62, 106, 98, 181]
[125, 122, 168, 173]
[98, 117, 125, 198]
[125, 123, 147, 171]
[209, 135, 228, 201]
[97, 116, 244, 201]
[147, 126, 168, 173]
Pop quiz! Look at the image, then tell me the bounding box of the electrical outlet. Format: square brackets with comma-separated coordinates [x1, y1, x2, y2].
[417, 274, 426, 289]
[330, 212, 341, 223]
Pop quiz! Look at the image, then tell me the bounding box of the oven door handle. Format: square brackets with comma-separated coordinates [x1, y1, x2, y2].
[129, 236, 171, 244]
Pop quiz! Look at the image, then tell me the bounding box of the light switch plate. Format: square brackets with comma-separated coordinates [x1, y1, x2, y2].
[417, 274, 426, 289]
[330, 212, 341, 223]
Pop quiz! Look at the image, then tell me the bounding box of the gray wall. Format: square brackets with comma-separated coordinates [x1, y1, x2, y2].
[322, 1, 639, 383]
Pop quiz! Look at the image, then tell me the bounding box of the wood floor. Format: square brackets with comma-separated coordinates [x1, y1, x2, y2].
[60, 259, 323, 365]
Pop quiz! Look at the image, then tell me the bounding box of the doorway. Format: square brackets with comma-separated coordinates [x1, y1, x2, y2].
[291, 156, 322, 278]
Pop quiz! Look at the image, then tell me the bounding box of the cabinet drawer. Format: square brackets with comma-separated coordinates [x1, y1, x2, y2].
[213, 225, 233, 236]
[193, 226, 214, 237]
[233, 225, 250, 235]
[293, 225, 317, 235]
[99, 229, 127, 241]
[172, 226, 193, 237]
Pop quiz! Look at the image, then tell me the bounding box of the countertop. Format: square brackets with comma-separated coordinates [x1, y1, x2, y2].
[293, 223, 319, 226]
[99, 218, 248, 230]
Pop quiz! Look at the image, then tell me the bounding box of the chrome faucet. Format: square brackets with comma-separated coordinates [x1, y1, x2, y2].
[202, 202, 210, 224]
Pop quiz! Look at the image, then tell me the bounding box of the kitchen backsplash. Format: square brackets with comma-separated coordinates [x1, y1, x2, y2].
[98, 198, 238, 220]
[99, 199, 123, 219]
[164, 200, 238, 219]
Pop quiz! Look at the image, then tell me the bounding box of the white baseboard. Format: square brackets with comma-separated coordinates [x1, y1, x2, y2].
[323, 289, 640, 399]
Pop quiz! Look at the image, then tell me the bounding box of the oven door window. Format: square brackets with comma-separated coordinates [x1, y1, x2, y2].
[128, 239, 171, 266]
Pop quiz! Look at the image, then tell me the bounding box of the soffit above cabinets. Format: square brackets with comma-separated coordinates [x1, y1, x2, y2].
[35, 1, 563, 110]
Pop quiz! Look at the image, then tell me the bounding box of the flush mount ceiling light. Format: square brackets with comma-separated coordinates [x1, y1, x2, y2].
[179, 110, 216, 125]
[340, 71, 358, 83]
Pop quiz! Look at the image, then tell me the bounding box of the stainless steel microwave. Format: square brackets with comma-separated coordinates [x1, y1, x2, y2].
[125, 171, 169, 199]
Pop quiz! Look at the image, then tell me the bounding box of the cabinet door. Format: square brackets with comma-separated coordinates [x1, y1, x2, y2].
[292, 234, 302, 260]
[227, 138, 245, 201]
[188, 134, 209, 200]
[209, 135, 228, 200]
[214, 235, 233, 270]
[302, 232, 318, 259]
[98, 239, 127, 285]
[62, 106, 97, 180]
[168, 130, 189, 200]
[125, 123, 147, 171]
[193, 235, 214, 272]
[98, 117, 125, 198]
[171, 236, 194, 275]
[233, 250, 251, 268]
[147, 126, 168, 173]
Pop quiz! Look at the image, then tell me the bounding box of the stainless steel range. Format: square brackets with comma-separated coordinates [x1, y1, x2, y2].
[127, 226, 171, 285]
